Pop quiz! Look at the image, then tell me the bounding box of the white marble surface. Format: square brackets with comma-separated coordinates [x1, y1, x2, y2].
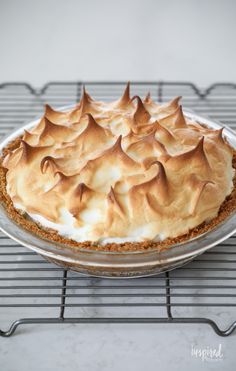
[1, 321, 236, 371]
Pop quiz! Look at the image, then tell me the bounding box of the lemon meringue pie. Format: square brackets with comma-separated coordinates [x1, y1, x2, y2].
[1, 83, 236, 250]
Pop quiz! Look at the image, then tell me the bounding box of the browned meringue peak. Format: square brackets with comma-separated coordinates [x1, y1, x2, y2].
[159, 105, 187, 130]
[75, 182, 93, 202]
[2, 145, 25, 170]
[207, 127, 224, 141]
[144, 91, 155, 106]
[131, 95, 151, 125]
[3, 140, 53, 169]
[154, 121, 176, 144]
[113, 160, 159, 193]
[206, 127, 233, 152]
[67, 184, 106, 234]
[40, 155, 61, 175]
[185, 173, 215, 215]
[191, 126, 232, 154]
[40, 151, 87, 177]
[130, 120, 157, 136]
[107, 186, 125, 217]
[44, 171, 80, 195]
[128, 162, 170, 218]
[63, 114, 113, 152]
[78, 136, 140, 191]
[92, 112, 131, 138]
[111, 82, 133, 110]
[44, 104, 79, 125]
[144, 91, 151, 102]
[76, 86, 104, 116]
[143, 92, 163, 114]
[126, 130, 167, 160]
[45, 104, 67, 124]
[164, 137, 211, 172]
[22, 129, 40, 146]
[27, 116, 46, 136]
[23, 115, 77, 146]
[123, 95, 154, 136]
[171, 126, 203, 146]
[173, 105, 188, 128]
[67, 182, 95, 218]
[29, 108, 74, 138]
[104, 186, 130, 237]
[143, 94, 182, 117]
[122, 129, 142, 149]
[35, 117, 78, 146]
[157, 96, 182, 117]
[99, 135, 137, 167]
[142, 156, 161, 170]
[122, 128, 157, 151]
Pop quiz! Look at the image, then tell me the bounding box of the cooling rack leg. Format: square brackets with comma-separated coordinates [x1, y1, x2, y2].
[1, 318, 236, 337]
[165, 271, 173, 319]
[59, 269, 68, 320]
[166, 319, 236, 337]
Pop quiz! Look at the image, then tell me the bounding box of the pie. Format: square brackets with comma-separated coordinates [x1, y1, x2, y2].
[1, 83, 236, 252]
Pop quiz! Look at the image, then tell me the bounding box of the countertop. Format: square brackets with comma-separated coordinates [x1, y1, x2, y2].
[1, 310, 236, 371]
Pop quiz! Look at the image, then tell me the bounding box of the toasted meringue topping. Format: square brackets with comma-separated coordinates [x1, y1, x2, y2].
[3, 84, 235, 244]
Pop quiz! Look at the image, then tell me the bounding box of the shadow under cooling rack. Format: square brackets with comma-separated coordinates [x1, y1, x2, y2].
[0, 81, 236, 337]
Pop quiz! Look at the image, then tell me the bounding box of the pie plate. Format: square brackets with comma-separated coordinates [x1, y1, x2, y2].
[0, 109, 236, 278]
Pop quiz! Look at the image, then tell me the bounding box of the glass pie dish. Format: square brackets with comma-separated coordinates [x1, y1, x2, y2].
[0, 109, 236, 278]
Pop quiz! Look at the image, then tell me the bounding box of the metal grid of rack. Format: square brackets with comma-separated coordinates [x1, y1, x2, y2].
[0, 81, 236, 337]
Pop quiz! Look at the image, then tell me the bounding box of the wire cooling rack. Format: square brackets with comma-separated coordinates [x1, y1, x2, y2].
[0, 81, 236, 337]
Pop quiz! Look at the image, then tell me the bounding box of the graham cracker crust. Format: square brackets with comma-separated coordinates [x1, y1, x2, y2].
[0, 136, 236, 252]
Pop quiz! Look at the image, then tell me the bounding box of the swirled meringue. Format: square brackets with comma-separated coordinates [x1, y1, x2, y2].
[3, 83, 235, 244]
